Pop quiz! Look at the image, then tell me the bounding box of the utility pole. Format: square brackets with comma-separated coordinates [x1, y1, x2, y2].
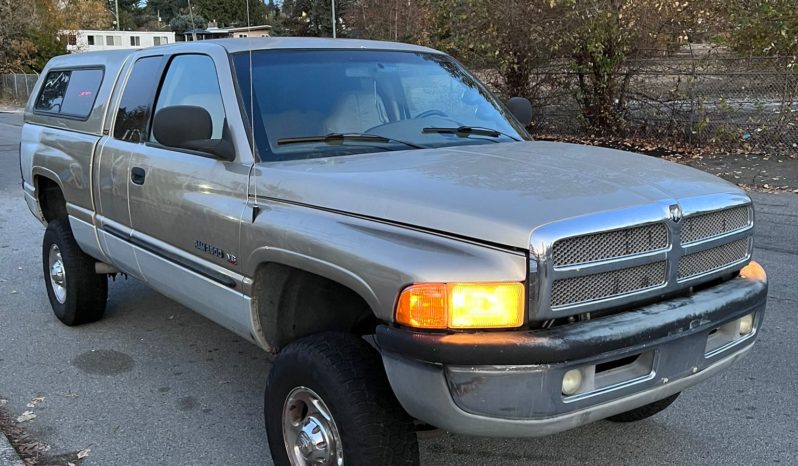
[331, 0, 336, 38]
[114, 0, 120, 30]
[187, 0, 198, 41]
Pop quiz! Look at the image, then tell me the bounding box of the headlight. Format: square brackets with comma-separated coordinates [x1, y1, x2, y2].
[396, 282, 525, 329]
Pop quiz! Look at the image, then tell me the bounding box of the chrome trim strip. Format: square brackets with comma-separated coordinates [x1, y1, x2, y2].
[680, 226, 753, 254]
[99, 219, 243, 289]
[553, 250, 670, 279]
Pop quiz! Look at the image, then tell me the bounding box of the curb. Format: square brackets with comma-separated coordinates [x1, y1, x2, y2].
[0, 431, 24, 466]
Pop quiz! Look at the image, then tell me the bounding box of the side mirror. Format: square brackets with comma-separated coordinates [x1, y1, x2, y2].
[152, 105, 236, 161]
[506, 97, 533, 127]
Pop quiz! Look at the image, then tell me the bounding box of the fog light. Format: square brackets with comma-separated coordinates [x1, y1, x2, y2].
[562, 369, 583, 395]
[738, 314, 754, 335]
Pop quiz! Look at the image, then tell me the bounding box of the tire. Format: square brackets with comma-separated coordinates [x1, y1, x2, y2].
[42, 218, 107, 326]
[265, 332, 419, 466]
[606, 392, 680, 423]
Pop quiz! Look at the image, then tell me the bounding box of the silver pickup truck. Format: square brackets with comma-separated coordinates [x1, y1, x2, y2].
[20, 38, 767, 465]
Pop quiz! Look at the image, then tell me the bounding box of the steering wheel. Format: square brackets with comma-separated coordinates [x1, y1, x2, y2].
[414, 109, 449, 119]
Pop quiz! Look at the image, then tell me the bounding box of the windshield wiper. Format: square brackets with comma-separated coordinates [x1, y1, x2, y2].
[422, 126, 520, 141]
[277, 133, 425, 149]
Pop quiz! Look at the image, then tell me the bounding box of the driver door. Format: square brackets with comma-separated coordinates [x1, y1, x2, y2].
[126, 53, 252, 337]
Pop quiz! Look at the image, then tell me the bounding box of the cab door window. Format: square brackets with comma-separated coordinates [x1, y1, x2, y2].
[113, 56, 164, 142]
[151, 54, 226, 142]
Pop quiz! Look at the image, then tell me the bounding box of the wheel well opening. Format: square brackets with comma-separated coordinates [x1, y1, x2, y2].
[36, 177, 67, 223]
[254, 263, 377, 351]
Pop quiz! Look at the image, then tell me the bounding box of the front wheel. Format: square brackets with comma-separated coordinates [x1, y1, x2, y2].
[265, 332, 419, 466]
[42, 218, 107, 325]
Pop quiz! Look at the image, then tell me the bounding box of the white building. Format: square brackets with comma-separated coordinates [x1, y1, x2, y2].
[63, 30, 176, 52]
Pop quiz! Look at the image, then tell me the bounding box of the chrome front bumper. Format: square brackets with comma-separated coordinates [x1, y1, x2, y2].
[377, 262, 767, 437]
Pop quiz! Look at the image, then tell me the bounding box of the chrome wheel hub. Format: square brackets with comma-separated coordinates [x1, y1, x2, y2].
[283, 386, 343, 466]
[48, 244, 67, 304]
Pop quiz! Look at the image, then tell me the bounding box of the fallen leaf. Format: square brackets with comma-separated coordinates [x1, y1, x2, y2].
[77, 448, 91, 459]
[16, 411, 36, 423]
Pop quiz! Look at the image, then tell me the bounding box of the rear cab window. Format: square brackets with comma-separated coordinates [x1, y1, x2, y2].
[34, 68, 104, 119]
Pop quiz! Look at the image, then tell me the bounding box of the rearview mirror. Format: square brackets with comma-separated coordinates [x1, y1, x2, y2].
[152, 105, 235, 161]
[506, 97, 533, 127]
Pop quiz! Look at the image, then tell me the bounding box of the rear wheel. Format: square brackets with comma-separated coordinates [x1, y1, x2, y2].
[265, 332, 419, 465]
[606, 392, 680, 423]
[42, 218, 107, 325]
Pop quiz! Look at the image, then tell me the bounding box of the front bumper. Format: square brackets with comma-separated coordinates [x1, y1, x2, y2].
[376, 262, 767, 437]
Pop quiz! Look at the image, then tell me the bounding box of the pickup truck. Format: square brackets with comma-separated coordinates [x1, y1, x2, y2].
[20, 38, 767, 465]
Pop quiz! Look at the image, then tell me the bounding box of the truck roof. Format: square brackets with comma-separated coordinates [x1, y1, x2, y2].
[209, 37, 443, 54]
[47, 37, 442, 65]
[24, 37, 444, 133]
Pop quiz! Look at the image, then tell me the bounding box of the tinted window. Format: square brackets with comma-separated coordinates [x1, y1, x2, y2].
[152, 54, 225, 141]
[35, 71, 70, 113]
[114, 56, 164, 142]
[34, 69, 103, 118]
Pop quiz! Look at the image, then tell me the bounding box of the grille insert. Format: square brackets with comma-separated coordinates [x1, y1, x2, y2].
[681, 206, 751, 244]
[678, 239, 750, 280]
[551, 262, 667, 308]
[552, 224, 668, 267]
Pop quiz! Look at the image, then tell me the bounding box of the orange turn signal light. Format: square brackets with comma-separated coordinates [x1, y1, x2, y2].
[396, 282, 525, 330]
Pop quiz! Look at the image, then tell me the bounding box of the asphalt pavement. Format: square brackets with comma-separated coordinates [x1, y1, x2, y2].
[0, 110, 796, 465]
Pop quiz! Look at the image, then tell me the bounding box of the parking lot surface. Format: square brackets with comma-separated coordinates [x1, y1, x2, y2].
[1, 111, 796, 465]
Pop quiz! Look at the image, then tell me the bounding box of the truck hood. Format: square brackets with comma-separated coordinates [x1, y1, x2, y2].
[256, 141, 744, 249]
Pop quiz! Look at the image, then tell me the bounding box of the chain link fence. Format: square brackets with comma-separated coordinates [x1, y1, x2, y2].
[524, 55, 798, 154]
[0, 73, 39, 105]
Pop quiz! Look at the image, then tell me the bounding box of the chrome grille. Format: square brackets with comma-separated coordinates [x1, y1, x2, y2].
[681, 206, 751, 244]
[550, 262, 667, 308]
[531, 195, 755, 319]
[552, 223, 668, 267]
[678, 239, 750, 280]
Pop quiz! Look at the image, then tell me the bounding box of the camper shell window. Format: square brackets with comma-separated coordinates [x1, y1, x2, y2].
[34, 68, 104, 119]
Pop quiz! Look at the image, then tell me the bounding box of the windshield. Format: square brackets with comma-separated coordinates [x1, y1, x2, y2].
[233, 50, 529, 161]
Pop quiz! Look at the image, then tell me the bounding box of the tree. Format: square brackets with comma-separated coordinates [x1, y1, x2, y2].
[106, 0, 142, 29]
[146, 0, 188, 25]
[345, 0, 432, 43]
[0, 0, 39, 72]
[169, 13, 207, 34]
[1, 0, 110, 73]
[193, 0, 268, 27]
[282, 0, 355, 37]
[723, 0, 798, 58]
[61, 0, 113, 30]
[558, 0, 709, 132]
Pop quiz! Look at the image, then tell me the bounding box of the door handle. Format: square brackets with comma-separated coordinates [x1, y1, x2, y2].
[131, 167, 146, 185]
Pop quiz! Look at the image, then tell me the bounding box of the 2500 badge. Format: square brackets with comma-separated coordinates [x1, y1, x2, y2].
[194, 240, 238, 265]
